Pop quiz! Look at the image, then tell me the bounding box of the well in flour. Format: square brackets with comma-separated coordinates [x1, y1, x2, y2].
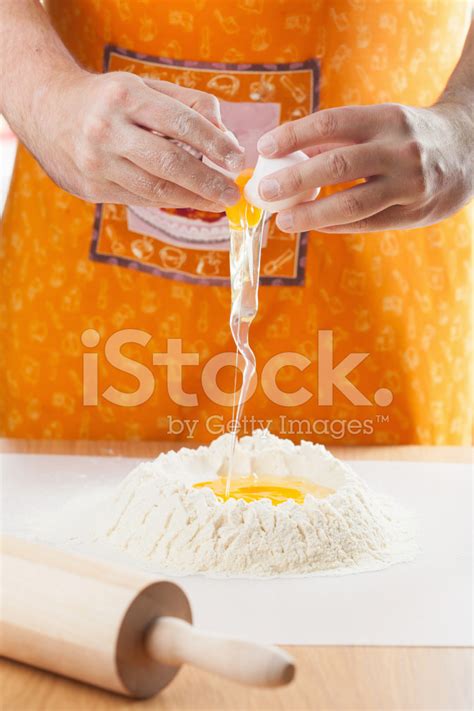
[92, 430, 418, 577]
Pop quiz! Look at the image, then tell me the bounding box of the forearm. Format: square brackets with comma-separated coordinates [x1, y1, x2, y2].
[0, 0, 83, 145]
[432, 19, 474, 199]
[437, 20, 474, 120]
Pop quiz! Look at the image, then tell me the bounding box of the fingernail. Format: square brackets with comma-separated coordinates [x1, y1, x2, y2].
[225, 151, 245, 171]
[257, 134, 277, 156]
[277, 212, 293, 231]
[260, 178, 280, 200]
[221, 185, 240, 205]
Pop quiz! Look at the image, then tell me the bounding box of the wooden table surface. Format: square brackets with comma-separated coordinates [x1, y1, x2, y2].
[1, 440, 472, 711]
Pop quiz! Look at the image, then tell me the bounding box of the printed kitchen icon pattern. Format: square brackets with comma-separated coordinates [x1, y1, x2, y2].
[1, 0, 472, 444]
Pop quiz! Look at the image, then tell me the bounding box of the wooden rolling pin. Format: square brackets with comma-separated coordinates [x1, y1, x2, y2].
[0, 536, 295, 698]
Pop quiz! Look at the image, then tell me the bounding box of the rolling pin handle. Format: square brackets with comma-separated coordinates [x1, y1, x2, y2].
[144, 616, 295, 689]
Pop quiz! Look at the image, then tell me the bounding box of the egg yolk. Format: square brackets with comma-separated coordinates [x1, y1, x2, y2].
[225, 169, 263, 230]
[193, 475, 334, 505]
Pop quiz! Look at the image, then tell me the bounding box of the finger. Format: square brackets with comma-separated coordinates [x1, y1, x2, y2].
[132, 83, 245, 172]
[259, 144, 392, 202]
[99, 180, 224, 211]
[109, 157, 224, 211]
[257, 106, 391, 157]
[88, 180, 181, 208]
[311, 205, 416, 233]
[304, 142, 353, 157]
[144, 79, 226, 129]
[122, 127, 240, 205]
[276, 178, 399, 232]
[97, 183, 205, 209]
[110, 191, 222, 211]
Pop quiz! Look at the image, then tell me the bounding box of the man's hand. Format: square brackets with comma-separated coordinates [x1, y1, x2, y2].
[30, 71, 244, 210]
[0, 0, 244, 210]
[256, 102, 473, 233]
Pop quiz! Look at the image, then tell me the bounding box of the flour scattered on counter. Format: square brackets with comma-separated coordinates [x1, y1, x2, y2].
[86, 431, 417, 577]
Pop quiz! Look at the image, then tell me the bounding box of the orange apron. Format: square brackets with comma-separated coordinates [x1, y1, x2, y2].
[1, 0, 472, 444]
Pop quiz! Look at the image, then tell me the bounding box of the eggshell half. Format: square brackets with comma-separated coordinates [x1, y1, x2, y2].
[244, 151, 320, 213]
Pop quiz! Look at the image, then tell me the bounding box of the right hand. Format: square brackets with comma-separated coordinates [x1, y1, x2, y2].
[31, 70, 244, 210]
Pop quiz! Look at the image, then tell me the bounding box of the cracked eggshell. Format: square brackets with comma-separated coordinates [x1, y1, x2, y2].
[244, 151, 320, 213]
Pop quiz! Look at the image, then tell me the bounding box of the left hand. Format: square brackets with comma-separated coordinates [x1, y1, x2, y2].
[256, 103, 473, 233]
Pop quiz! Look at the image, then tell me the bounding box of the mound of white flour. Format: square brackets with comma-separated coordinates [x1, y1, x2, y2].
[92, 431, 417, 577]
